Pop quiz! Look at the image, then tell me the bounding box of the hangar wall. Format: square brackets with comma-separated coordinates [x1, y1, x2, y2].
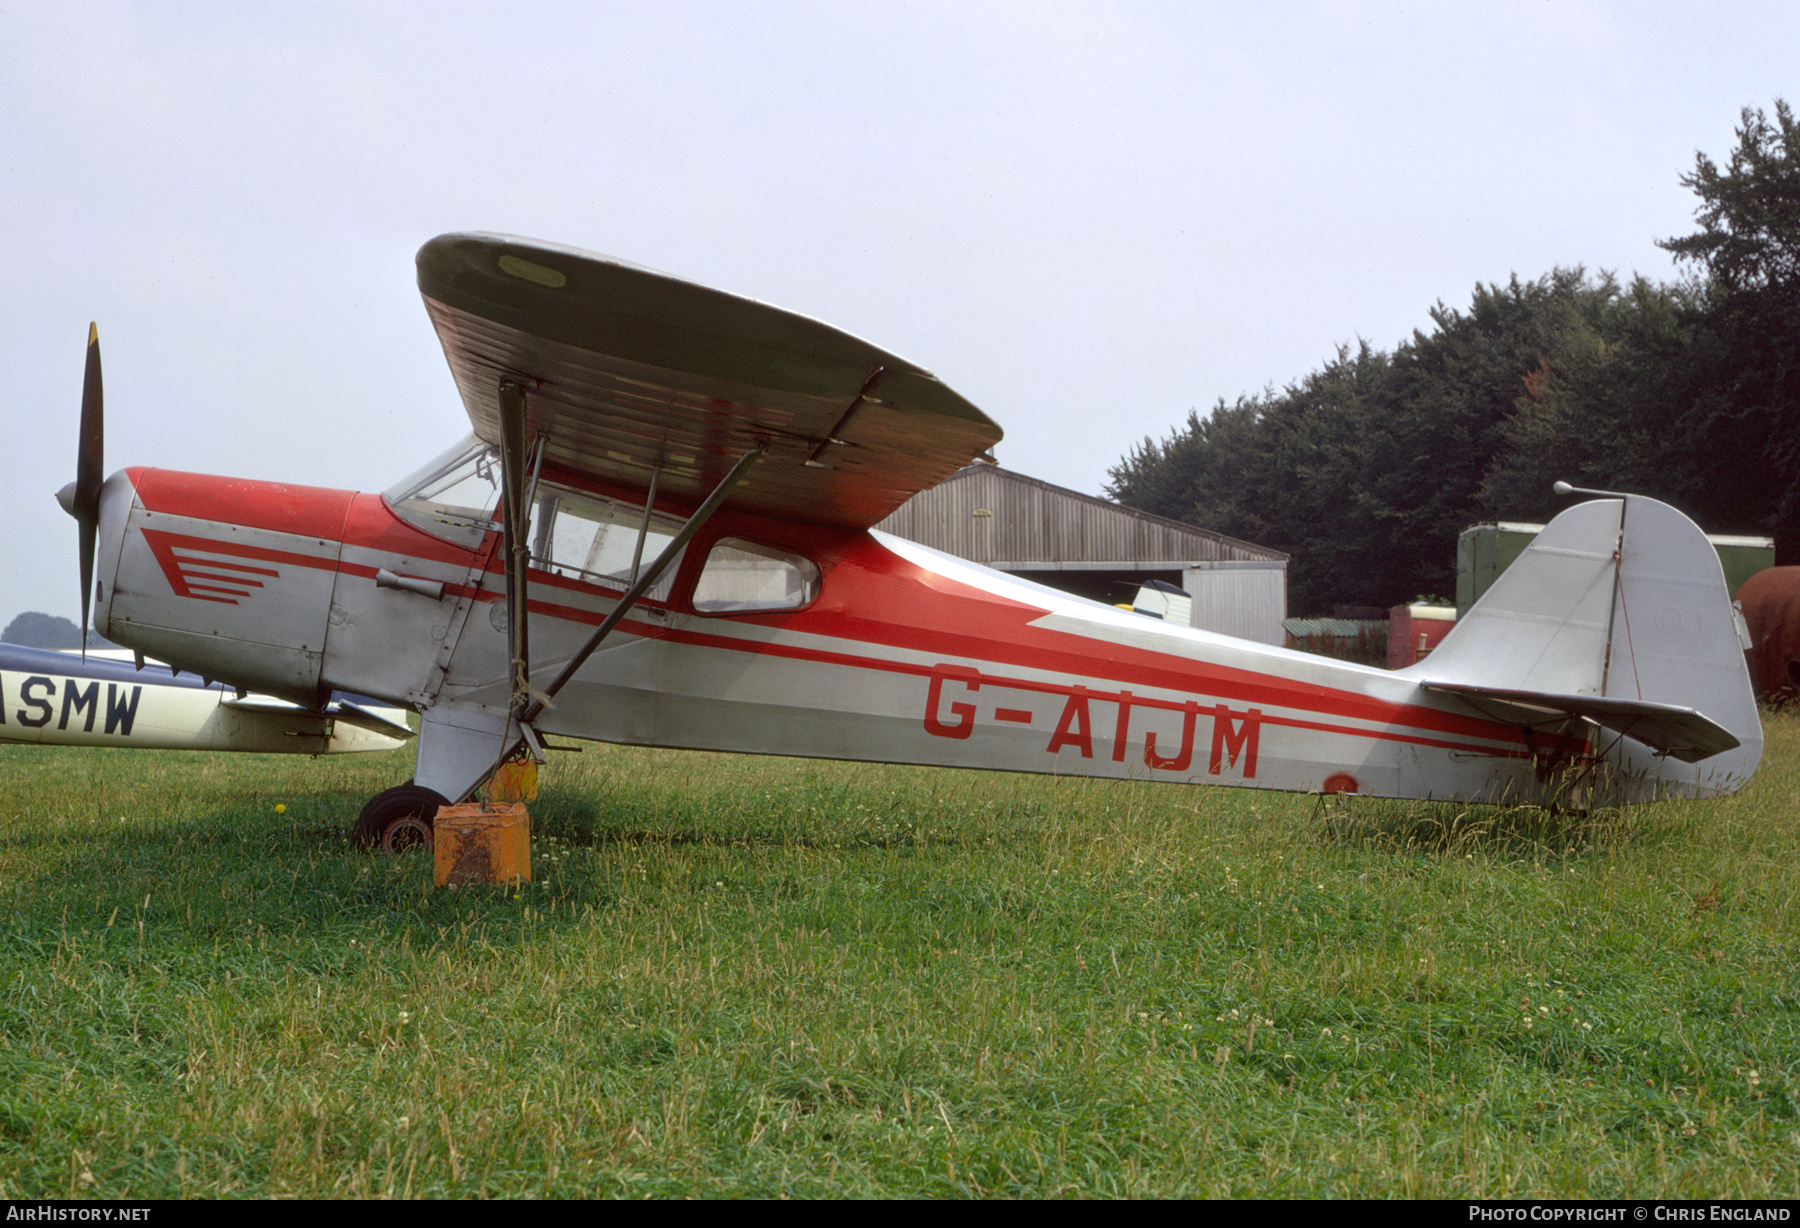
[877, 464, 1289, 644]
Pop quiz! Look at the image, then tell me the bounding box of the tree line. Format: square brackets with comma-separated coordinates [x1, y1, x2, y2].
[1107, 102, 1800, 616]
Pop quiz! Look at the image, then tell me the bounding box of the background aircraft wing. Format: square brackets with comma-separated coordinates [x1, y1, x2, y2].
[417, 233, 1003, 528]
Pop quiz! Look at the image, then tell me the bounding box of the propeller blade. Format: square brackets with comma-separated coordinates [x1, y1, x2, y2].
[75, 323, 103, 657]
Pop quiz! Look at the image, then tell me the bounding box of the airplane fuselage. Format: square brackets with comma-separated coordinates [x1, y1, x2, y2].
[86, 448, 1699, 810]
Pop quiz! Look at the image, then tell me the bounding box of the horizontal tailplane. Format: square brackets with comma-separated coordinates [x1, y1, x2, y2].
[1420, 682, 1738, 763]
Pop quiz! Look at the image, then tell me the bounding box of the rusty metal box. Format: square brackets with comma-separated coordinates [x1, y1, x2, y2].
[434, 802, 531, 887]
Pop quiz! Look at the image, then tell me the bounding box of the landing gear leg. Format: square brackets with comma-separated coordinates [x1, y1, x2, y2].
[352, 784, 450, 853]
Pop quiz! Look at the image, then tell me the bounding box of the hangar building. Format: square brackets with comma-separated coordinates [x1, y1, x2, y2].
[876, 463, 1288, 645]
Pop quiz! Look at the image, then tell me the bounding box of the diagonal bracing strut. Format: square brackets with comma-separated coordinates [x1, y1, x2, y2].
[497, 381, 544, 723]
[476, 375, 764, 794]
[520, 444, 763, 727]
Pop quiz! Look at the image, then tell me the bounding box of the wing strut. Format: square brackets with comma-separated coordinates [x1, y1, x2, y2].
[475, 445, 762, 786]
[497, 380, 545, 724]
[476, 375, 762, 798]
[627, 465, 662, 585]
[521, 444, 763, 726]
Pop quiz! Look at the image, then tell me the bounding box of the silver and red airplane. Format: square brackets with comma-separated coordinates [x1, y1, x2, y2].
[58, 234, 1762, 849]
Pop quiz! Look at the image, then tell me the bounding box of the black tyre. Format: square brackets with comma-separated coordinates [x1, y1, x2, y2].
[351, 784, 450, 853]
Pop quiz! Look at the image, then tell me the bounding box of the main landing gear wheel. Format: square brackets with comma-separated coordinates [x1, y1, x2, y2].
[352, 785, 450, 853]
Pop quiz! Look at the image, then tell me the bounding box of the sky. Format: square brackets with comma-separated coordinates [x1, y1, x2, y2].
[3, 0, 1796, 630]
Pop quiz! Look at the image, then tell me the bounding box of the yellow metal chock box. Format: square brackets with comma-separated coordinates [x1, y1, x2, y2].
[434, 802, 531, 887]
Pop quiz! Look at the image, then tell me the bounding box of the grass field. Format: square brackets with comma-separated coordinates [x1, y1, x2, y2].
[0, 713, 1796, 1198]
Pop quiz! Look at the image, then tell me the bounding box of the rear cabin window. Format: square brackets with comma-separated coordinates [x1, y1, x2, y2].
[692, 539, 820, 613]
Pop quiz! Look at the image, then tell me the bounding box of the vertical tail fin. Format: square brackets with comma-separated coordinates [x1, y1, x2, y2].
[1412, 496, 1761, 799]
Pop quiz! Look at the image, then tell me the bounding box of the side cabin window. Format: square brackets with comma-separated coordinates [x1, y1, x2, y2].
[692, 538, 820, 613]
[530, 489, 684, 604]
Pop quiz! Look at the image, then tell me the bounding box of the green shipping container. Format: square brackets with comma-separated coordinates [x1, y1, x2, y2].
[1457, 522, 1774, 617]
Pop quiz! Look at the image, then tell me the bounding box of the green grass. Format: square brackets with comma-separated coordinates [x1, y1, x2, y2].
[1, 714, 1798, 1197]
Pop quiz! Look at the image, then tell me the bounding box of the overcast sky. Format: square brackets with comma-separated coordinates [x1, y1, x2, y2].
[4, 1, 1795, 629]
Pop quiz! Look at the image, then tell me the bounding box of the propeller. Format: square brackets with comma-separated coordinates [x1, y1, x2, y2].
[54, 323, 104, 659]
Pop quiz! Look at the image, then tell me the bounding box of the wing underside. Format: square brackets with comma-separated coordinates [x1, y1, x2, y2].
[417, 233, 1003, 528]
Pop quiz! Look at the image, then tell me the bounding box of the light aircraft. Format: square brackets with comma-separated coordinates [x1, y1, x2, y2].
[58, 234, 1762, 849]
[0, 643, 411, 755]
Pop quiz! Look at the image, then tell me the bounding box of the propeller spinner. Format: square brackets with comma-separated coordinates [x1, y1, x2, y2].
[54, 323, 104, 658]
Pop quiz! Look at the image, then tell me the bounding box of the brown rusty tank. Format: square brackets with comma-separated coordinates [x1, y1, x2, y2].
[1736, 567, 1800, 701]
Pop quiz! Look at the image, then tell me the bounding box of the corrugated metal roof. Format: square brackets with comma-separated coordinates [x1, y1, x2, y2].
[877, 464, 1286, 567]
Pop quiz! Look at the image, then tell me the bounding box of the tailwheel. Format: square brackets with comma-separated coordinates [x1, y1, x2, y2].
[352, 784, 450, 853]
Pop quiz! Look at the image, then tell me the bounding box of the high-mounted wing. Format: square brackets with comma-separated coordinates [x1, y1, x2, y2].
[417, 234, 1003, 528]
